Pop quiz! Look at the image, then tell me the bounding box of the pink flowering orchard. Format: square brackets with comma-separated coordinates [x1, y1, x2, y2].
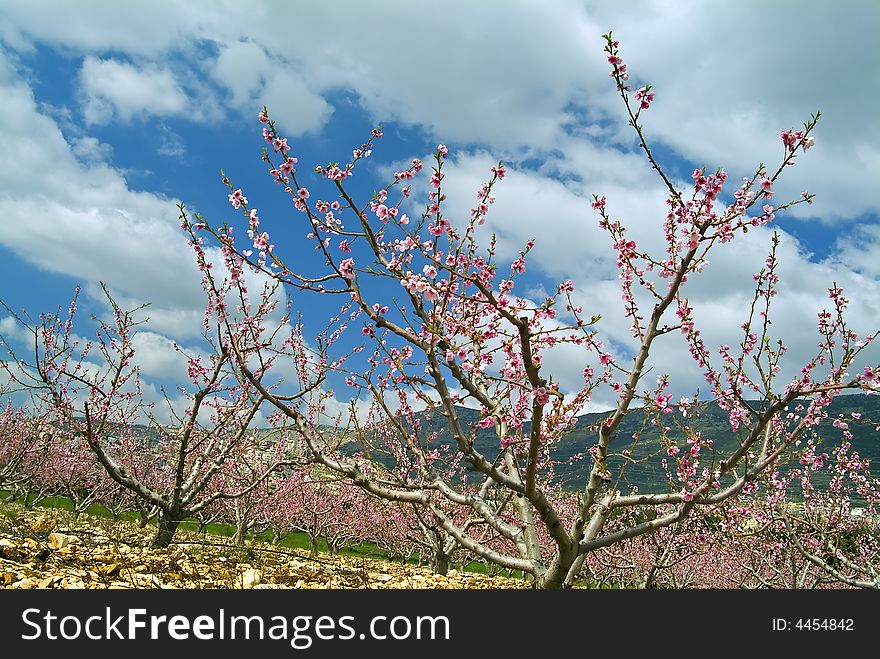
[0, 280, 306, 548]
[0, 33, 877, 588]
[0, 400, 54, 505]
[173, 33, 879, 588]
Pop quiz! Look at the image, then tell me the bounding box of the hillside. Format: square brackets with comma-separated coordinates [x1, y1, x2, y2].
[337, 394, 880, 495]
[95, 393, 879, 496]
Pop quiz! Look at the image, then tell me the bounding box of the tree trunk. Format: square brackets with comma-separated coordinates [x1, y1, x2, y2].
[536, 551, 577, 589]
[152, 514, 181, 548]
[234, 520, 249, 546]
[432, 549, 450, 576]
[564, 554, 588, 588]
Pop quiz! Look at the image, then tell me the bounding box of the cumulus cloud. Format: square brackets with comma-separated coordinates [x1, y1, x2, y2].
[211, 40, 270, 108]
[79, 57, 190, 124]
[0, 315, 30, 343]
[580, 0, 880, 223]
[211, 40, 332, 136]
[0, 0, 878, 416]
[2, 0, 877, 221]
[69, 135, 112, 163]
[0, 49, 208, 340]
[130, 331, 195, 382]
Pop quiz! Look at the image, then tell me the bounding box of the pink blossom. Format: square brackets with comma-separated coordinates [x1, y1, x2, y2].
[478, 416, 495, 429]
[339, 258, 355, 279]
[228, 189, 247, 209]
[533, 386, 550, 406]
[428, 218, 451, 237]
[253, 232, 270, 251]
[375, 204, 397, 223]
[280, 157, 297, 175]
[634, 86, 654, 110]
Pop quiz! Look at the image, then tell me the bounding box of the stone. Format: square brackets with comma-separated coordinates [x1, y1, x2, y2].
[30, 517, 56, 534]
[128, 573, 162, 588]
[12, 578, 37, 589]
[48, 532, 73, 549]
[239, 568, 262, 589]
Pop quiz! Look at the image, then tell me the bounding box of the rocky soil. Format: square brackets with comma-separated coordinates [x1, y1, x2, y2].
[0, 504, 526, 590]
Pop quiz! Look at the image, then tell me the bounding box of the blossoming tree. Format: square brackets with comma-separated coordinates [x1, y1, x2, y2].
[0, 279, 311, 547]
[179, 33, 879, 587]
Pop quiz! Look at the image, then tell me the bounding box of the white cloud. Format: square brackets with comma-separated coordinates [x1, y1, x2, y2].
[829, 223, 880, 279]
[0, 49, 208, 340]
[211, 40, 332, 136]
[79, 57, 190, 124]
[211, 40, 270, 107]
[1, 0, 877, 221]
[130, 331, 192, 382]
[258, 68, 333, 137]
[578, 0, 880, 223]
[0, 0, 878, 415]
[0, 315, 30, 343]
[70, 135, 112, 163]
[155, 123, 185, 157]
[0, 0, 208, 57]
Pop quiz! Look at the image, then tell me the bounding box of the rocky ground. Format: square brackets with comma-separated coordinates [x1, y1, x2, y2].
[0, 504, 526, 590]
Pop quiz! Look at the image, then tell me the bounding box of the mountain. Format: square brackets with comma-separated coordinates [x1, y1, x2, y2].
[94, 393, 877, 498]
[337, 394, 880, 496]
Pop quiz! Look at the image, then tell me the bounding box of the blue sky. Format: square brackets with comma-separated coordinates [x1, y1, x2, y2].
[0, 0, 878, 419]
